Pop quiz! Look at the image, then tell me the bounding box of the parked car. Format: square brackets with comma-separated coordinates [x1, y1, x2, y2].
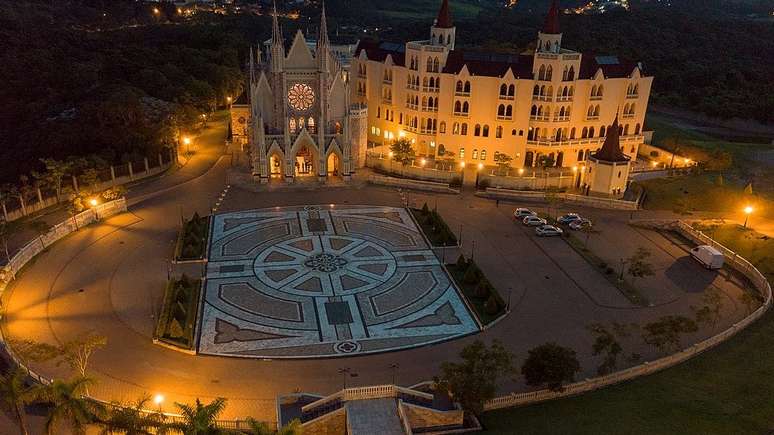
[557, 213, 582, 224]
[569, 218, 592, 230]
[535, 225, 564, 237]
[523, 216, 547, 226]
[513, 208, 537, 219]
[690, 245, 724, 270]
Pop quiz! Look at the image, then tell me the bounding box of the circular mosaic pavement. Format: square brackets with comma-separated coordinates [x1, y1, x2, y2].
[198, 205, 479, 358]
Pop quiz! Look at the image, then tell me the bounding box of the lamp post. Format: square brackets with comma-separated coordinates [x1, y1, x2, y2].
[390, 363, 400, 385]
[154, 394, 164, 412]
[743, 205, 753, 228]
[182, 136, 192, 156]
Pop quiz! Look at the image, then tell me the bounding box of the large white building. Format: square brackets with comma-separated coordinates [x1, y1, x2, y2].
[352, 0, 653, 185]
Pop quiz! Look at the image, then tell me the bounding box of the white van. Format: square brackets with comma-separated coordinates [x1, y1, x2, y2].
[690, 245, 724, 270]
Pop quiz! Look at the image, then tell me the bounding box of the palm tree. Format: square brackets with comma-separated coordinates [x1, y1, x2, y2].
[37, 376, 105, 435]
[277, 419, 303, 435]
[0, 367, 39, 435]
[246, 417, 303, 435]
[169, 397, 227, 435]
[99, 396, 166, 435]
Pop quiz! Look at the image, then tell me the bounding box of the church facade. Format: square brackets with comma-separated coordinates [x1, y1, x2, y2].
[242, 5, 365, 183]
[352, 0, 653, 194]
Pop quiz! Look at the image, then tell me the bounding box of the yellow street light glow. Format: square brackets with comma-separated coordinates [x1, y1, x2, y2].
[89, 198, 98, 207]
[460, 161, 466, 168]
[572, 166, 578, 172]
[744, 206, 753, 215]
[226, 96, 232, 102]
[153, 7, 160, 15]
[518, 168, 524, 175]
[477, 163, 484, 170]
[398, 131, 406, 138]
[651, 161, 658, 167]
[388, 151, 394, 157]
[182, 137, 191, 145]
[154, 394, 164, 405]
[420, 158, 426, 166]
[684, 158, 690, 165]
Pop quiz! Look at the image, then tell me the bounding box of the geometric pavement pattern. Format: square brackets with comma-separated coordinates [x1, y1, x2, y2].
[198, 205, 479, 358]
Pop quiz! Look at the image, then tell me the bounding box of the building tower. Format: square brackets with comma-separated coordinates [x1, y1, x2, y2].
[536, 0, 562, 53]
[430, 0, 455, 49]
[586, 114, 632, 197]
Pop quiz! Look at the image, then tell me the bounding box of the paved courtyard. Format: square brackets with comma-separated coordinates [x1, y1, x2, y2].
[199, 205, 478, 358]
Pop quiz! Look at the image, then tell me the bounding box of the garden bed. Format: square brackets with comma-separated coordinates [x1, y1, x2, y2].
[410, 205, 458, 247]
[446, 257, 506, 326]
[174, 213, 210, 261]
[154, 275, 201, 349]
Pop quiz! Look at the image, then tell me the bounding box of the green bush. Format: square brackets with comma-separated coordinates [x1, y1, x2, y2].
[484, 294, 502, 315]
[456, 254, 467, 269]
[474, 280, 491, 299]
[463, 262, 480, 284]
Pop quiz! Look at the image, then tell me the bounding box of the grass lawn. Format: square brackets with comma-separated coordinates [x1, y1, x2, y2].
[479, 226, 773, 434]
[637, 173, 771, 214]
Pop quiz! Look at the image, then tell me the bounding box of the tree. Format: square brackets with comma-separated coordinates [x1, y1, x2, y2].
[690, 287, 724, 329]
[38, 158, 73, 202]
[58, 334, 108, 379]
[434, 340, 514, 415]
[521, 342, 580, 392]
[544, 190, 561, 219]
[439, 150, 456, 171]
[626, 247, 655, 283]
[642, 315, 698, 353]
[585, 323, 639, 375]
[493, 152, 513, 176]
[0, 367, 40, 435]
[0, 218, 23, 266]
[168, 397, 227, 434]
[99, 396, 165, 435]
[389, 138, 415, 166]
[38, 376, 105, 435]
[247, 417, 303, 435]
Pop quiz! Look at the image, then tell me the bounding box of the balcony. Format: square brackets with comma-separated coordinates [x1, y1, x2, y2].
[455, 91, 471, 97]
[622, 113, 635, 119]
[556, 96, 573, 102]
[498, 95, 515, 101]
[420, 128, 437, 135]
[526, 134, 643, 148]
[553, 116, 570, 122]
[626, 93, 638, 99]
[497, 115, 513, 121]
[589, 95, 602, 101]
[529, 115, 550, 122]
[453, 111, 469, 117]
[586, 116, 599, 121]
[382, 98, 392, 105]
[421, 106, 438, 113]
[407, 84, 419, 91]
[532, 95, 552, 102]
[422, 87, 440, 93]
[405, 103, 418, 110]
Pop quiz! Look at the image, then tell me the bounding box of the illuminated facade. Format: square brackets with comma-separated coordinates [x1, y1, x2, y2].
[351, 0, 652, 189]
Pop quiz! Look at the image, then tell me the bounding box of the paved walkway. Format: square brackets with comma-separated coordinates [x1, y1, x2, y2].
[0, 154, 759, 430]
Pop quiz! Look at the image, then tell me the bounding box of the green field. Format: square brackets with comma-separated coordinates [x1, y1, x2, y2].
[480, 225, 773, 434]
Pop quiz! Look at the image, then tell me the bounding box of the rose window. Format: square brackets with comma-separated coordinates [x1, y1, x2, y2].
[288, 83, 315, 111]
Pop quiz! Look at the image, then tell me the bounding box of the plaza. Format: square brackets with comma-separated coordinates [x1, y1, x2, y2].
[199, 205, 478, 358]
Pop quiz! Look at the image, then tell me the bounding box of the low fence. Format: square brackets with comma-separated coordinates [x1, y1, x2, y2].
[483, 220, 772, 411]
[365, 154, 457, 184]
[479, 187, 639, 210]
[368, 174, 460, 194]
[1, 150, 174, 223]
[482, 172, 576, 191]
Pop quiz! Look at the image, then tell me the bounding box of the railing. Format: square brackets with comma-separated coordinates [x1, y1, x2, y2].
[483, 220, 771, 411]
[499, 95, 515, 100]
[530, 115, 550, 121]
[407, 84, 419, 90]
[556, 96, 573, 102]
[533, 95, 552, 102]
[626, 93, 638, 99]
[586, 115, 600, 120]
[589, 95, 602, 101]
[536, 53, 558, 60]
[622, 113, 635, 119]
[452, 111, 469, 117]
[454, 91, 470, 97]
[422, 87, 440, 93]
[554, 116, 570, 122]
[497, 116, 513, 121]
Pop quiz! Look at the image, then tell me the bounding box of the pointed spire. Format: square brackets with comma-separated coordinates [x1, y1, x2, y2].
[592, 113, 629, 162]
[249, 46, 256, 84]
[435, 0, 453, 28]
[318, 2, 330, 48]
[543, 0, 561, 34]
[271, 0, 282, 46]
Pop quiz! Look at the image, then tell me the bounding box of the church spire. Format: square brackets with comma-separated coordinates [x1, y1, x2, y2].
[270, 0, 284, 73]
[592, 113, 629, 162]
[271, 0, 282, 45]
[249, 45, 256, 84]
[543, 0, 561, 34]
[318, 2, 330, 48]
[435, 0, 453, 28]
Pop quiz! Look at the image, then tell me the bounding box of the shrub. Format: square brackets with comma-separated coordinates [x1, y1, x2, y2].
[450, 176, 462, 187]
[167, 319, 184, 339]
[484, 294, 502, 315]
[474, 280, 491, 299]
[463, 263, 480, 284]
[478, 178, 490, 190]
[456, 254, 467, 269]
[421, 202, 430, 215]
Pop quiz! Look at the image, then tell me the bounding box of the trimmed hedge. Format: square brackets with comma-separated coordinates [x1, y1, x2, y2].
[411, 204, 458, 247]
[446, 257, 506, 325]
[177, 213, 209, 260]
[155, 274, 201, 349]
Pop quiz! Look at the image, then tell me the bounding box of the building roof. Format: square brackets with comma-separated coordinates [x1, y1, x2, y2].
[543, 0, 561, 34]
[353, 39, 641, 80]
[435, 0, 453, 28]
[592, 114, 630, 163]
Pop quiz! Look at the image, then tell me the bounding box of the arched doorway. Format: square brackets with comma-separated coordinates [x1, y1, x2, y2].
[327, 153, 340, 177]
[294, 145, 316, 177]
[269, 152, 284, 179]
[524, 151, 534, 168]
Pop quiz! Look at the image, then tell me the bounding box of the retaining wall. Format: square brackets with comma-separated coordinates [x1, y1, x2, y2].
[479, 187, 639, 210]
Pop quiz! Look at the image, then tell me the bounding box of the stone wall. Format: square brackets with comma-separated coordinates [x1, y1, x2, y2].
[400, 401, 464, 431]
[479, 187, 639, 210]
[367, 174, 459, 194]
[366, 154, 456, 184]
[482, 172, 576, 190]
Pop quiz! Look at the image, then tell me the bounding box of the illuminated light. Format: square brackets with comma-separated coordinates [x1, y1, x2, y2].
[154, 394, 164, 405]
[153, 7, 160, 15]
[460, 161, 466, 168]
[388, 151, 394, 157]
[398, 131, 405, 138]
[477, 163, 484, 170]
[518, 168, 525, 175]
[227, 96, 232, 103]
[744, 206, 753, 215]
[420, 158, 426, 166]
[89, 198, 98, 207]
[651, 161, 658, 167]
[572, 166, 578, 172]
[182, 137, 191, 145]
[329, 204, 335, 208]
[684, 158, 690, 165]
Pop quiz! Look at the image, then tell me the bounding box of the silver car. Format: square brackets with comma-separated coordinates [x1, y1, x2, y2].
[514, 208, 537, 219]
[535, 225, 564, 237]
[523, 216, 547, 226]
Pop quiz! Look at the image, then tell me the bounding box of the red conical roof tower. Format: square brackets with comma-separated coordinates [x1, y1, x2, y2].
[435, 0, 453, 28]
[592, 113, 630, 163]
[543, 0, 561, 34]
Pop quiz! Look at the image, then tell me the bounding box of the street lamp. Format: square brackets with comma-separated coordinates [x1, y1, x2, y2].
[89, 198, 98, 207]
[743, 205, 753, 228]
[182, 136, 192, 155]
[420, 158, 426, 167]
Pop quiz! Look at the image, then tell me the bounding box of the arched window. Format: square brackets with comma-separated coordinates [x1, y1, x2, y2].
[472, 149, 478, 159]
[454, 101, 461, 113]
[456, 80, 463, 93]
[308, 117, 315, 132]
[582, 127, 588, 138]
[538, 106, 544, 116]
[591, 85, 597, 96]
[453, 122, 459, 134]
[624, 124, 630, 135]
[474, 124, 481, 136]
[483, 125, 489, 137]
[531, 105, 537, 116]
[512, 129, 517, 136]
[426, 57, 433, 72]
[496, 126, 503, 138]
[533, 85, 540, 96]
[462, 101, 469, 113]
[597, 85, 604, 97]
[569, 86, 574, 96]
[440, 122, 446, 133]
[289, 118, 297, 133]
[594, 105, 600, 117]
[600, 126, 606, 137]
[377, 107, 381, 118]
[540, 85, 546, 96]
[508, 84, 515, 96]
[568, 66, 574, 81]
[539, 65, 546, 81]
[546, 65, 553, 81]
[562, 66, 568, 81]
[577, 150, 584, 161]
[461, 123, 468, 135]
[587, 106, 594, 117]
[481, 150, 487, 160]
[555, 129, 562, 141]
[423, 77, 428, 88]
[589, 126, 595, 137]
[498, 104, 505, 116]
[559, 107, 565, 117]
[635, 123, 641, 135]
[506, 105, 513, 117]
[500, 84, 507, 96]
[433, 57, 439, 72]
[570, 127, 576, 139]
[335, 122, 342, 134]
[464, 81, 471, 93]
